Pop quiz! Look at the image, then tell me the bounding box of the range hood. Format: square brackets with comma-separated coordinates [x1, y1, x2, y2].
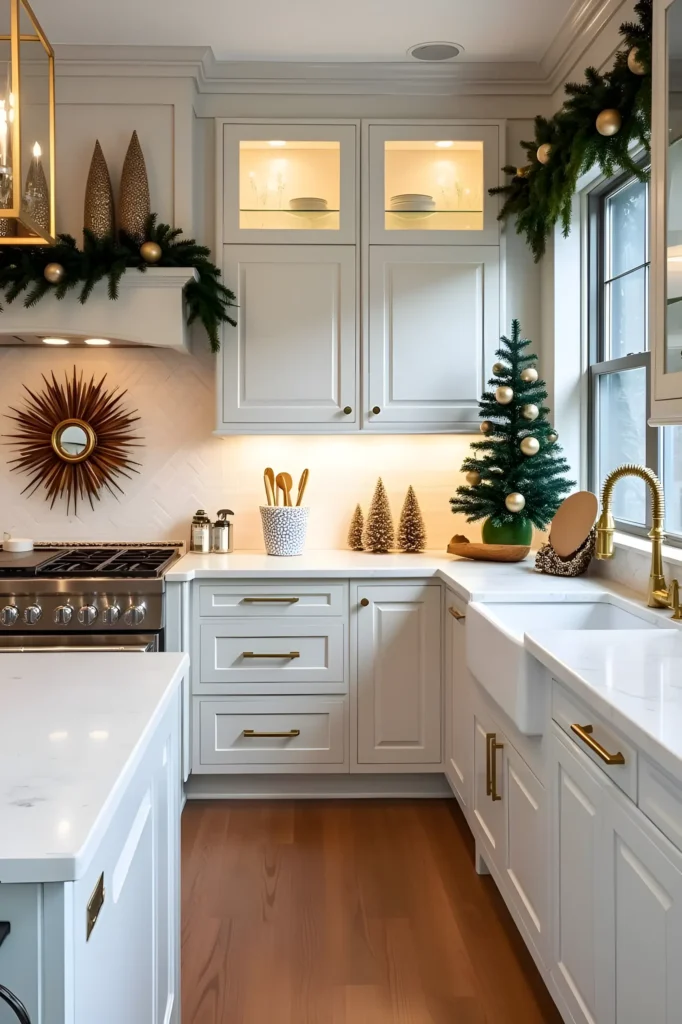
[0, 268, 198, 352]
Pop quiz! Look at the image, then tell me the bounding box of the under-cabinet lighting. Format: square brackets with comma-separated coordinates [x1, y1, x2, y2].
[84, 338, 111, 346]
[42, 337, 69, 346]
[435, 140, 454, 148]
[268, 140, 286, 147]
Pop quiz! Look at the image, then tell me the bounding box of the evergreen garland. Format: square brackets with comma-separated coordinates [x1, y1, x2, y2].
[491, 0, 652, 261]
[0, 214, 236, 352]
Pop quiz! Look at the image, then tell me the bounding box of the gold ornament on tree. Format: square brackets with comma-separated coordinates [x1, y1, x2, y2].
[44, 262, 65, 285]
[140, 241, 162, 263]
[492, 362, 506, 375]
[520, 366, 538, 383]
[521, 403, 539, 421]
[627, 47, 646, 75]
[547, 429, 559, 443]
[84, 140, 115, 240]
[347, 503, 364, 551]
[363, 478, 394, 554]
[596, 109, 622, 137]
[515, 166, 529, 177]
[480, 420, 493, 434]
[466, 469, 481, 486]
[520, 436, 540, 456]
[536, 143, 552, 165]
[495, 386, 514, 405]
[23, 143, 49, 232]
[119, 130, 150, 244]
[505, 492, 526, 513]
[398, 485, 426, 554]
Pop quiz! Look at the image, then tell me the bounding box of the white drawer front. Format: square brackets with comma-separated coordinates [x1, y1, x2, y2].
[0, 885, 41, 1024]
[198, 620, 345, 694]
[198, 582, 346, 617]
[195, 697, 345, 765]
[552, 682, 637, 800]
[639, 757, 682, 851]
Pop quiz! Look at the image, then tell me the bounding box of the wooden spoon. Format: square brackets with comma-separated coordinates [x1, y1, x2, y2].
[276, 472, 293, 507]
[264, 467, 276, 506]
[296, 468, 309, 506]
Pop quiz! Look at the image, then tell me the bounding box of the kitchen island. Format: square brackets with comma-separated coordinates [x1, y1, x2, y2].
[0, 651, 187, 1024]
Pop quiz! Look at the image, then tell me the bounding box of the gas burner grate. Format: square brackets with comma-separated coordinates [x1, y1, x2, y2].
[40, 547, 178, 578]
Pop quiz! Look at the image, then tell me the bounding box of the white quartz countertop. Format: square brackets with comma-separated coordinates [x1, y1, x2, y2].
[166, 549, 603, 602]
[526, 629, 682, 785]
[0, 651, 188, 884]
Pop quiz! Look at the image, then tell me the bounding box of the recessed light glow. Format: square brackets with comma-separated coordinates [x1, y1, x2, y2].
[435, 140, 454, 148]
[49, 730, 68, 742]
[268, 140, 286, 148]
[84, 338, 110, 346]
[42, 337, 69, 346]
[89, 729, 109, 741]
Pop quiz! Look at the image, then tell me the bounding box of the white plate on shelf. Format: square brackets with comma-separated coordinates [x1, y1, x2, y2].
[390, 193, 433, 202]
[289, 197, 328, 210]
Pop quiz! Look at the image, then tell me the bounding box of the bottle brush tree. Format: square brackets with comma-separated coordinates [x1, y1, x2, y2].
[363, 478, 394, 553]
[347, 504, 364, 551]
[450, 319, 574, 544]
[398, 485, 427, 553]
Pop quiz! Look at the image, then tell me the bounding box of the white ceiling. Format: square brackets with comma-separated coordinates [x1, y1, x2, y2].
[36, 0, 576, 64]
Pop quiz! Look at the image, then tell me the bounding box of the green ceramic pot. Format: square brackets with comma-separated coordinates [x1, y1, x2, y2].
[482, 517, 533, 546]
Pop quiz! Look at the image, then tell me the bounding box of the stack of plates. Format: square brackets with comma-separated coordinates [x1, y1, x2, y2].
[389, 193, 436, 212]
[289, 197, 328, 211]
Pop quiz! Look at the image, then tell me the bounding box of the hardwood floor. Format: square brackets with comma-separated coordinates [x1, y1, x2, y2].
[181, 799, 562, 1024]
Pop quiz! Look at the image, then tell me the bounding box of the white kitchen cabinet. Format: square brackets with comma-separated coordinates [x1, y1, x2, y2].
[355, 584, 442, 767]
[218, 244, 358, 432]
[472, 709, 507, 869]
[444, 596, 471, 808]
[366, 245, 500, 430]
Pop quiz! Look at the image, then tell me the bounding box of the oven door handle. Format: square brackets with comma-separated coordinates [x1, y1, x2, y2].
[0, 644, 154, 653]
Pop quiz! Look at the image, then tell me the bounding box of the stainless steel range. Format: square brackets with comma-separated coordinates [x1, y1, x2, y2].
[0, 543, 182, 652]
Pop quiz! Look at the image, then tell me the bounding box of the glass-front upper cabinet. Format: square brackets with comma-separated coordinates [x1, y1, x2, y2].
[366, 123, 502, 245]
[222, 122, 357, 244]
[651, 0, 682, 422]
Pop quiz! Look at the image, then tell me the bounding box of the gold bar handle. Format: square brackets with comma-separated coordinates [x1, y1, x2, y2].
[242, 597, 300, 604]
[243, 729, 301, 738]
[449, 607, 466, 621]
[86, 873, 105, 941]
[485, 732, 494, 796]
[490, 736, 504, 801]
[242, 651, 300, 659]
[571, 724, 625, 766]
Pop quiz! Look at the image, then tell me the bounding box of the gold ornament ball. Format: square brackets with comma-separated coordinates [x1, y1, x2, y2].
[520, 366, 539, 383]
[466, 470, 481, 486]
[44, 262, 65, 285]
[522, 403, 539, 421]
[505, 492, 526, 513]
[495, 385, 514, 405]
[547, 429, 559, 444]
[140, 241, 162, 264]
[596, 108, 622, 137]
[537, 143, 552, 165]
[520, 436, 540, 456]
[492, 361, 506, 375]
[516, 166, 528, 178]
[627, 47, 646, 75]
[480, 420, 493, 434]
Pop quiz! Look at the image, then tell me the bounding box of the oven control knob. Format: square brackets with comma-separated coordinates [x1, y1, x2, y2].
[54, 604, 73, 625]
[23, 604, 42, 625]
[124, 603, 146, 626]
[101, 605, 120, 626]
[78, 604, 98, 626]
[0, 605, 18, 626]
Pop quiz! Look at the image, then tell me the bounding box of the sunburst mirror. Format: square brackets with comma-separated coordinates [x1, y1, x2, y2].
[4, 368, 142, 512]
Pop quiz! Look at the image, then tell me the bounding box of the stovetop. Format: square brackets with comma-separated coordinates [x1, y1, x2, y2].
[0, 546, 181, 579]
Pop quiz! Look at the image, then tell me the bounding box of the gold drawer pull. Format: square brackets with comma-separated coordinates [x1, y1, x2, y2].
[486, 733, 504, 801]
[242, 597, 300, 604]
[449, 606, 466, 621]
[243, 729, 301, 738]
[571, 723, 625, 766]
[86, 872, 105, 941]
[242, 651, 300, 659]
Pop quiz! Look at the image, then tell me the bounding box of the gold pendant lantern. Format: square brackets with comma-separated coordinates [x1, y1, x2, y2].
[0, 0, 55, 244]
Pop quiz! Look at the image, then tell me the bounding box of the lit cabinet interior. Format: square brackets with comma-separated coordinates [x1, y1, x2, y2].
[239, 140, 341, 231]
[383, 140, 484, 233]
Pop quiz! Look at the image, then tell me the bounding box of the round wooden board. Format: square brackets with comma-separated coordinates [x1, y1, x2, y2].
[446, 541, 531, 563]
[549, 491, 599, 557]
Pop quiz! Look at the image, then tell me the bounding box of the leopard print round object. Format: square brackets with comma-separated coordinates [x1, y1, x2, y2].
[260, 506, 310, 556]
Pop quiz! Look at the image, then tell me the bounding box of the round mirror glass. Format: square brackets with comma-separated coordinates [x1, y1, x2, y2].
[51, 419, 96, 463]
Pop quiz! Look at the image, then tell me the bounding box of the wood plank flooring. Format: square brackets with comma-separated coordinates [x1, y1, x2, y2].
[181, 799, 562, 1024]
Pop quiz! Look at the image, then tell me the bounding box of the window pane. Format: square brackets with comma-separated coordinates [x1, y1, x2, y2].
[607, 177, 647, 279]
[663, 426, 682, 535]
[598, 367, 647, 526]
[607, 267, 647, 359]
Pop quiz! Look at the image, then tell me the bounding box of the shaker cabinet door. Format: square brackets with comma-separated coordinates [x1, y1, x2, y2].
[219, 245, 358, 432]
[366, 246, 499, 431]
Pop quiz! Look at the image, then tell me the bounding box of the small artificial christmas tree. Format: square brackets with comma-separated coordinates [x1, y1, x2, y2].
[347, 503, 365, 551]
[450, 319, 574, 545]
[398, 485, 426, 553]
[363, 478, 394, 553]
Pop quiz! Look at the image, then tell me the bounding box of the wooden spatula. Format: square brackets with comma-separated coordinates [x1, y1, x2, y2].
[296, 468, 309, 506]
[276, 472, 293, 507]
[264, 467, 276, 506]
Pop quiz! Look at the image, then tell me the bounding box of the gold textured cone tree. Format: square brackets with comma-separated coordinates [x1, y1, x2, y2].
[363, 478, 394, 554]
[398, 485, 426, 553]
[347, 503, 364, 551]
[84, 140, 115, 240]
[119, 130, 150, 243]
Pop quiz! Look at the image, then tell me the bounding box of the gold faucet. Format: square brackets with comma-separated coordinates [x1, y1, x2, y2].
[595, 464, 681, 615]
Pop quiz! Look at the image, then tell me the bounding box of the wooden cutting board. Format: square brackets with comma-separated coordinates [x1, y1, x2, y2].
[549, 491, 599, 557]
[447, 537, 531, 562]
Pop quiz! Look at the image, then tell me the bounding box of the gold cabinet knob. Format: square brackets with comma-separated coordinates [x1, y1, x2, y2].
[360, 598, 370, 607]
[343, 406, 353, 415]
[372, 406, 381, 415]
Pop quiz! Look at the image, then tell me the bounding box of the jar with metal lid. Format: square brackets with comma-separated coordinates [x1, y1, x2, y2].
[190, 509, 211, 553]
[211, 509, 234, 553]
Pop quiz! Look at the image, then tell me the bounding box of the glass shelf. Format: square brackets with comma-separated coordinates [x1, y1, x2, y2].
[384, 209, 482, 214]
[240, 208, 340, 214]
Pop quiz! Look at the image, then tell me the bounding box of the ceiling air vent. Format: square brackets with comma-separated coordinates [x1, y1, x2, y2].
[407, 41, 462, 62]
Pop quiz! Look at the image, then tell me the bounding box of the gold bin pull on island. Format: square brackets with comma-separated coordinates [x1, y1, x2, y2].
[595, 464, 682, 617]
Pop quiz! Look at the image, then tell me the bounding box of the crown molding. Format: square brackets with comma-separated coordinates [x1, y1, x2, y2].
[541, 0, 628, 92]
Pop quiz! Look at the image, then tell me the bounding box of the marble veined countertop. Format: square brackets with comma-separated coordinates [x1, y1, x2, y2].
[0, 651, 188, 884]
